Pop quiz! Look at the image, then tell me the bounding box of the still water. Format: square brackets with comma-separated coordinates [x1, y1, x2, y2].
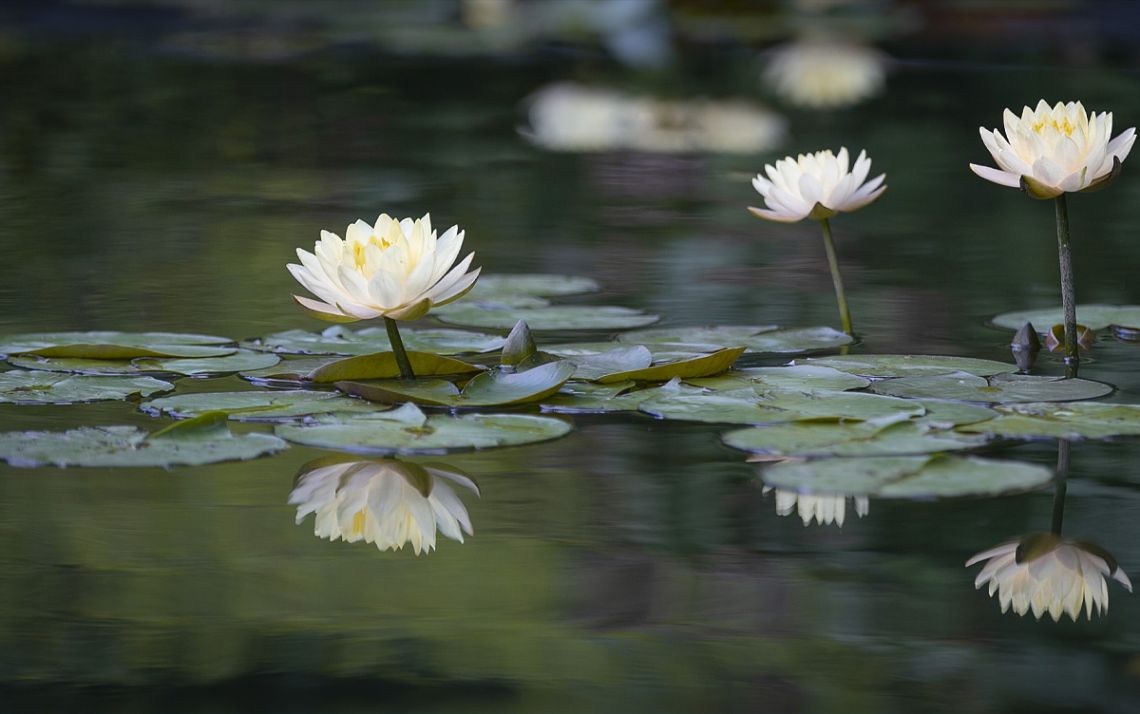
[1, 34, 1139, 714]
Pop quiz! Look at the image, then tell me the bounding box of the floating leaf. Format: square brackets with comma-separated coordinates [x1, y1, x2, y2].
[802, 354, 1018, 378]
[618, 325, 851, 354]
[595, 347, 745, 383]
[913, 399, 998, 428]
[958, 402, 1140, 440]
[723, 421, 986, 457]
[0, 372, 172, 405]
[0, 331, 235, 359]
[9, 349, 280, 377]
[689, 365, 871, 392]
[436, 302, 659, 331]
[242, 325, 504, 356]
[0, 423, 286, 468]
[239, 357, 339, 383]
[639, 388, 924, 425]
[567, 346, 653, 380]
[307, 351, 482, 383]
[868, 371, 1113, 404]
[469, 273, 600, 298]
[338, 361, 577, 408]
[141, 389, 383, 421]
[760, 455, 1054, 499]
[539, 380, 655, 413]
[275, 406, 573, 454]
[991, 304, 1140, 332]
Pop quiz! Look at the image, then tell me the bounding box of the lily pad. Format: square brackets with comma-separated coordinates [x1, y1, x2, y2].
[689, 365, 871, 392]
[0, 331, 235, 359]
[991, 304, 1140, 332]
[337, 361, 577, 408]
[913, 399, 999, 427]
[638, 388, 925, 425]
[760, 455, 1054, 499]
[868, 372, 1113, 404]
[802, 354, 1019, 378]
[0, 416, 286, 468]
[141, 389, 382, 421]
[435, 301, 659, 331]
[242, 325, 504, 356]
[723, 421, 986, 457]
[275, 403, 573, 454]
[618, 325, 852, 354]
[9, 349, 280, 377]
[539, 380, 654, 413]
[307, 351, 482, 383]
[593, 347, 745, 383]
[958, 402, 1140, 440]
[469, 274, 600, 299]
[0, 372, 173, 405]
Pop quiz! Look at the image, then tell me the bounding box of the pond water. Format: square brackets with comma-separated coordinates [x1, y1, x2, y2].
[2, 19, 1140, 714]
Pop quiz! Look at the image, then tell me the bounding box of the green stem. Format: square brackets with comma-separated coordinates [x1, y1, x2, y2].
[819, 218, 854, 337]
[1051, 440, 1070, 535]
[1054, 195, 1079, 378]
[384, 317, 416, 380]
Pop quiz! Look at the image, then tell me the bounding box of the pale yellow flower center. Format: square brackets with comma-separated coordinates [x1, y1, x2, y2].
[351, 235, 392, 270]
[1031, 117, 1076, 136]
[351, 509, 367, 536]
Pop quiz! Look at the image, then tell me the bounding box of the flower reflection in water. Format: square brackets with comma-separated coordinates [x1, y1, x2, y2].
[289, 456, 479, 555]
[763, 486, 868, 527]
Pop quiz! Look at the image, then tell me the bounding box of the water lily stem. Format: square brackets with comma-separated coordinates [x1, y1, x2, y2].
[384, 317, 416, 380]
[1051, 440, 1070, 535]
[1054, 195, 1079, 378]
[819, 218, 854, 336]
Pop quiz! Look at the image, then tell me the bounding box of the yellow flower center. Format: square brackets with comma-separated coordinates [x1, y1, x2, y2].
[1031, 117, 1076, 136]
[352, 235, 392, 269]
[351, 509, 367, 536]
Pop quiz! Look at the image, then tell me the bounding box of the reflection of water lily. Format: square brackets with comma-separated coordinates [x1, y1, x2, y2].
[289, 458, 480, 555]
[764, 39, 885, 109]
[763, 486, 868, 527]
[966, 533, 1133, 621]
[288, 213, 480, 323]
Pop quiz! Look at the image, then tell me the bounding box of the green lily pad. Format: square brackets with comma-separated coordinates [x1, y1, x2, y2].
[337, 361, 577, 408]
[991, 304, 1140, 332]
[242, 325, 504, 356]
[723, 421, 986, 457]
[469, 274, 601, 299]
[618, 325, 852, 354]
[565, 346, 652, 380]
[240, 357, 340, 384]
[307, 351, 482, 383]
[913, 399, 999, 427]
[594, 347, 745, 383]
[868, 372, 1113, 404]
[802, 354, 1019, 378]
[958, 402, 1140, 440]
[0, 416, 287, 468]
[435, 301, 659, 331]
[760, 455, 1054, 499]
[275, 403, 573, 454]
[141, 389, 382, 421]
[0, 372, 173, 405]
[9, 349, 280, 377]
[0, 331, 236, 359]
[689, 365, 871, 392]
[639, 388, 925, 425]
[539, 380, 655, 413]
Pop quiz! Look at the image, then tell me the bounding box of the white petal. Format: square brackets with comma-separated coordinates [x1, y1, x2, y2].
[969, 163, 1021, 188]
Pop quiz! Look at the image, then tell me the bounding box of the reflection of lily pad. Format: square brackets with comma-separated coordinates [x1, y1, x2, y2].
[595, 347, 745, 383]
[868, 372, 1113, 404]
[469, 274, 600, 298]
[639, 388, 924, 425]
[802, 354, 1018, 378]
[760, 455, 1054, 498]
[243, 326, 504, 356]
[0, 416, 286, 468]
[9, 349, 280, 377]
[689, 365, 870, 392]
[959, 402, 1140, 440]
[0, 331, 235, 359]
[435, 302, 659, 331]
[275, 403, 572, 454]
[0, 372, 173, 405]
[991, 304, 1140, 332]
[141, 389, 381, 421]
[724, 421, 985, 457]
[338, 361, 577, 407]
[618, 325, 852, 353]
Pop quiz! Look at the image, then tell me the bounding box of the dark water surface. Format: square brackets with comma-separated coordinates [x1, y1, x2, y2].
[1, 35, 1139, 714]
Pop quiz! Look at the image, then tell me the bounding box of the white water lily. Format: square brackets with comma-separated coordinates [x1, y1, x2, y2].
[970, 100, 1135, 199]
[966, 533, 1133, 621]
[749, 147, 886, 223]
[288, 213, 480, 322]
[764, 487, 869, 527]
[289, 458, 479, 555]
[764, 39, 886, 109]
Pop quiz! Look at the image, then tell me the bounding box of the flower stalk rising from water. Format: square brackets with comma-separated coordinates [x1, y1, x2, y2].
[970, 100, 1134, 377]
[749, 147, 886, 336]
[288, 213, 481, 379]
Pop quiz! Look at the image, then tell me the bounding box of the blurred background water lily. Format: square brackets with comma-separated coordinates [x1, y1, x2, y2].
[763, 486, 869, 527]
[966, 533, 1133, 621]
[289, 457, 480, 555]
[763, 37, 886, 109]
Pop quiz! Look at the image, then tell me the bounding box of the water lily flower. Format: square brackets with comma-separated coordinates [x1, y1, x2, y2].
[289, 457, 480, 555]
[970, 100, 1134, 199]
[966, 533, 1133, 621]
[764, 39, 886, 109]
[764, 487, 869, 527]
[288, 213, 480, 323]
